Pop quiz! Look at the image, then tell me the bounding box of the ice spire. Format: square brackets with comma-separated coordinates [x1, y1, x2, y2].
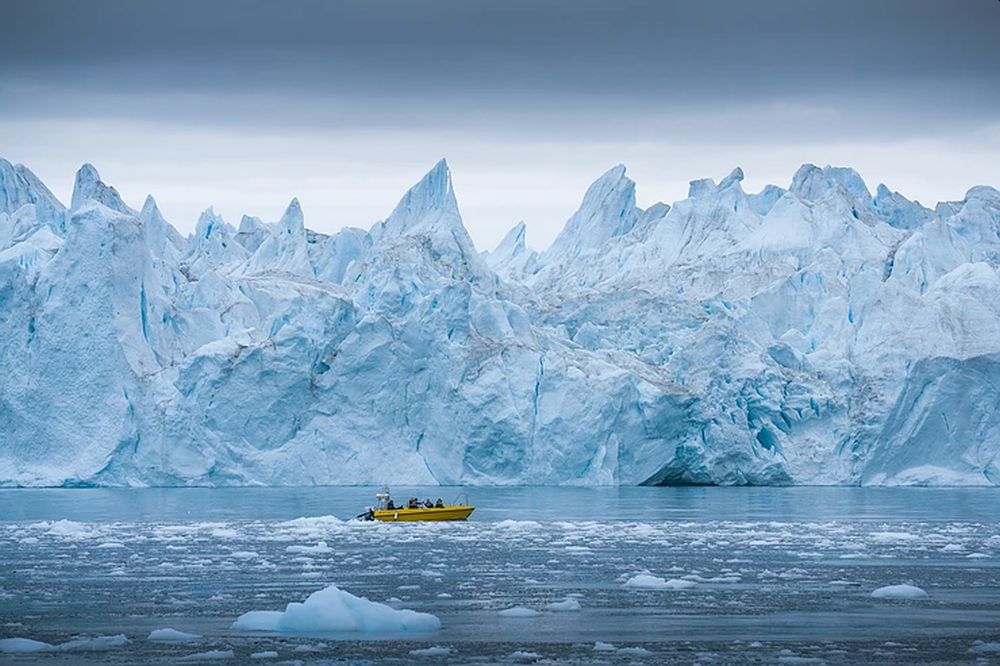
[539, 164, 639, 267]
[379, 158, 461, 239]
[71, 163, 134, 215]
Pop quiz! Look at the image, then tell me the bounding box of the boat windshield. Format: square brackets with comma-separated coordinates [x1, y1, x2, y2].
[375, 487, 391, 510]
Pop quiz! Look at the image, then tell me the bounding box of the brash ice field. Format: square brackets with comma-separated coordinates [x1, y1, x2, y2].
[1, 487, 999, 664]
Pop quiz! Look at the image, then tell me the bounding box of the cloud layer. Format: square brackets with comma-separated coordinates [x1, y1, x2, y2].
[2, 0, 998, 249]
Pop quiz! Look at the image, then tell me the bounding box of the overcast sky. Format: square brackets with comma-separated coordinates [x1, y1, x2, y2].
[2, 0, 998, 250]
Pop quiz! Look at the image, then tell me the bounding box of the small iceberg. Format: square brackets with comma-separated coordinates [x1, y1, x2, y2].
[0, 634, 129, 653]
[147, 628, 201, 641]
[0, 638, 52, 653]
[178, 649, 234, 661]
[231, 584, 440, 635]
[498, 606, 541, 618]
[870, 584, 928, 599]
[545, 598, 581, 611]
[623, 574, 696, 590]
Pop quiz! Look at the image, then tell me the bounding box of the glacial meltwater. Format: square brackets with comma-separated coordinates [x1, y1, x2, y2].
[2, 487, 1000, 664]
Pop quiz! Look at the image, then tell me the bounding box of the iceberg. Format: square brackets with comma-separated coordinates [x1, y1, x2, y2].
[1, 155, 999, 487]
[231, 584, 441, 634]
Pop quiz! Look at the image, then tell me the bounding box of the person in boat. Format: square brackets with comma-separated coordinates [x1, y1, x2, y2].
[423, 498, 433, 508]
[435, 498, 444, 508]
[386, 498, 396, 510]
[408, 497, 419, 509]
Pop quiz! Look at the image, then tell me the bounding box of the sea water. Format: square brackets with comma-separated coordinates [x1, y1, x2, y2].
[1, 487, 999, 663]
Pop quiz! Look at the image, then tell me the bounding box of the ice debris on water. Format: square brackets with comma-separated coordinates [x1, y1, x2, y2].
[545, 598, 582, 611]
[970, 641, 1000, 654]
[409, 645, 452, 656]
[178, 649, 235, 661]
[0, 638, 53, 653]
[285, 541, 332, 554]
[498, 606, 541, 618]
[623, 573, 697, 590]
[0, 634, 129, 653]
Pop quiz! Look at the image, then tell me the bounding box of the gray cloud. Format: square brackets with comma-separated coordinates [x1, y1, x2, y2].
[1, 1, 998, 249]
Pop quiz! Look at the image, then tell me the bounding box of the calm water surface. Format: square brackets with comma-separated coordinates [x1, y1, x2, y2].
[1, 487, 999, 664]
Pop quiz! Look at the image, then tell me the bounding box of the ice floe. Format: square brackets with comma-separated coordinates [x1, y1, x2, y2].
[498, 606, 541, 618]
[147, 628, 201, 641]
[623, 573, 697, 590]
[870, 584, 928, 599]
[409, 645, 452, 656]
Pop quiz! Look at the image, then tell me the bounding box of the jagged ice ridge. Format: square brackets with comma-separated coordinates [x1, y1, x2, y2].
[1, 156, 999, 486]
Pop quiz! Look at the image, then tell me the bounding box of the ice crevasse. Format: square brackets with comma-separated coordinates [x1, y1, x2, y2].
[1, 156, 999, 487]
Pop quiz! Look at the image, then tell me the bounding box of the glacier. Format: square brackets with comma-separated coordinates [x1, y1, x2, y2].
[1, 155, 999, 487]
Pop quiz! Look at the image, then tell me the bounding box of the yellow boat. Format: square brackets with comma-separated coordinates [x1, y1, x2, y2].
[363, 488, 475, 522]
[373, 505, 475, 522]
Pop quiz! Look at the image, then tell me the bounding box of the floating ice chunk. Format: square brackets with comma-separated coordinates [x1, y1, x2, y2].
[495, 520, 542, 530]
[36, 520, 95, 539]
[436, 593, 453, 599]
[409, 646, 452, 656]
[545, 598, 581, 611]
[279, 516, 344, 530]
[147, 628, 201, 641]
[870, 584, 928, 599]
[870, 531, 919, 543]
[970, 641, 1000, 653]
[56, 634, 129, 651]
[623, 574, 697, 590]
[293, 643, 325, 652]
[231, 584, 441, 634]
[966, 552, 989, 559]
[592, 641, 650, 656]
[776, 653, 822, 663]
[498, 607, 541, 618]
[95, 541, 125, 549]
[683, 573, 741, 583]
[286, 542, 332, 554]
[509, 650, 542, 661]
[250, 650, 279, 658]
[0, 637, 53, 653]
[178, 649, 235, 660]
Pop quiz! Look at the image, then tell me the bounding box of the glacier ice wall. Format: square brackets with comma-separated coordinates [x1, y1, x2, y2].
[1, 156, 999, 486]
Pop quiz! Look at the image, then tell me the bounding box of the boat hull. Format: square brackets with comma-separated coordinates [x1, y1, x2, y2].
[373, 506, 474, 522]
